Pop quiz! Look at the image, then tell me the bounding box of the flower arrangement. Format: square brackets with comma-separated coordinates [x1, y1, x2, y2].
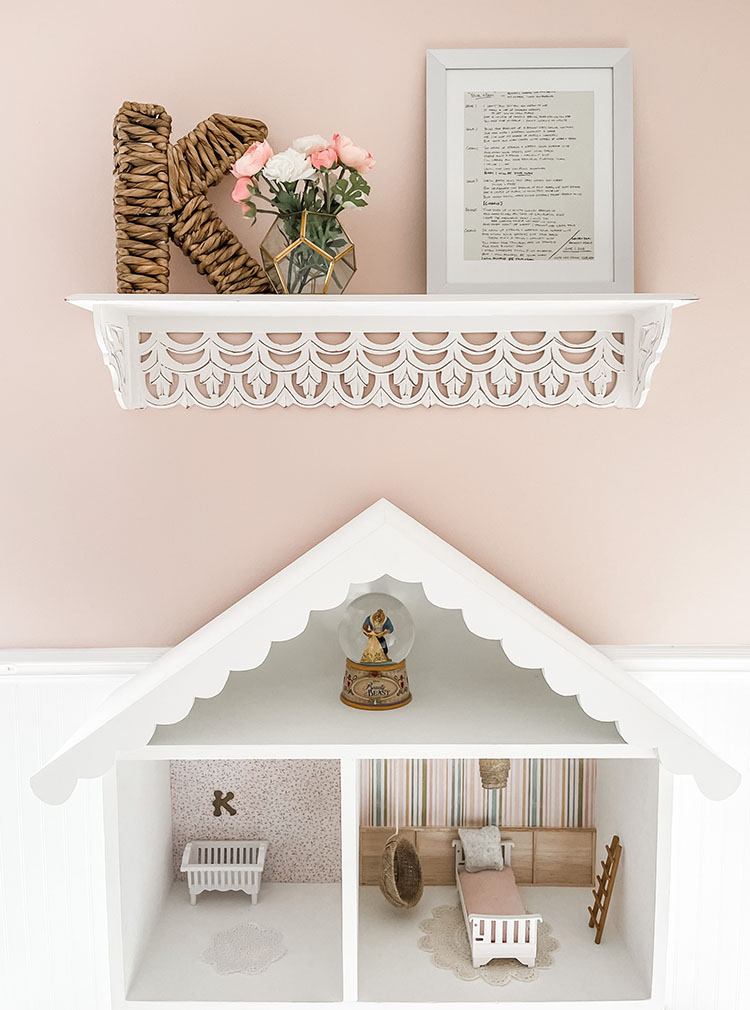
[230, 134, 374, 221]
[230, 134, 375, 293]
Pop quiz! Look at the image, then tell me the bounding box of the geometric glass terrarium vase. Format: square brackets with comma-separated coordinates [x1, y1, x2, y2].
[260, 210, 356, 294]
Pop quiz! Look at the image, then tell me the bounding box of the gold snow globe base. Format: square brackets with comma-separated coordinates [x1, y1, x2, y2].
[340, 658, 412, 710]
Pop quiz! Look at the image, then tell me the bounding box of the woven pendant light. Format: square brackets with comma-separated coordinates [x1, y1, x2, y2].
[479, 758, 511, 791]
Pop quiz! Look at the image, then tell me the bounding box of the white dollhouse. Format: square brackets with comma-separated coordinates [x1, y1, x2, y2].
[31, 500, 739, 1010]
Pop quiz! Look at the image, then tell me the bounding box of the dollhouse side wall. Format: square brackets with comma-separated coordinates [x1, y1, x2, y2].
[115, 761, 173, 993]
[594, 758, 659, 993]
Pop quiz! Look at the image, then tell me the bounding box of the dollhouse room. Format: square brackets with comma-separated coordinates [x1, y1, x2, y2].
[358, 755, 656, 1003]
[115, 758, 343, 1003]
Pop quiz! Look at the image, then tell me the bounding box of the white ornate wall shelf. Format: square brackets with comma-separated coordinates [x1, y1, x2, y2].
[68, 293, 695, 410]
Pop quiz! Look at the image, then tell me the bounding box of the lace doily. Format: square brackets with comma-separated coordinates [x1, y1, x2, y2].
[418, 904, 559, 986]
[202, 922, 287, 975]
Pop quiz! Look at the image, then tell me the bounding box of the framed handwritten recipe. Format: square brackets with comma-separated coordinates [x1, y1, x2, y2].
[426, 49, 633, 293]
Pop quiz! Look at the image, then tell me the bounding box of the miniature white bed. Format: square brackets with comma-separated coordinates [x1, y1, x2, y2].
[181, 840, 268, 906]
[453, 838, 542, 968]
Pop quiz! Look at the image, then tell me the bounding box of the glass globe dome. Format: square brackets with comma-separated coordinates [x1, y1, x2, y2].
[338, 593, 415, 666]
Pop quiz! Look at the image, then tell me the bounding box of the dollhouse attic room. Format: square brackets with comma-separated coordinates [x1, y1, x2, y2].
[31, 500, 740, 1010]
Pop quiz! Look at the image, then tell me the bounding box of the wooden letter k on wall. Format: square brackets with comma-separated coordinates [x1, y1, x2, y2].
[212, 790, 237, 817]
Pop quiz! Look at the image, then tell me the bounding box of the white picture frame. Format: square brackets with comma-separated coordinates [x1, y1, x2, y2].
[426, 48, 634, 294]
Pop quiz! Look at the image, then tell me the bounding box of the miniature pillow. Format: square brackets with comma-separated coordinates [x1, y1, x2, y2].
[458, 826, 504, 872]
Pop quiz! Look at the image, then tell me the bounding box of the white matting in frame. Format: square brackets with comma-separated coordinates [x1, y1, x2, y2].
[427, 49, 633, 293]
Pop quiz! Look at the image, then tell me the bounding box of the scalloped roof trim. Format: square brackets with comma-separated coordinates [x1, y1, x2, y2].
[31, 499, 740, 804]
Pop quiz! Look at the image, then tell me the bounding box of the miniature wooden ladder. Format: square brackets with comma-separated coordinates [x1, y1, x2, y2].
[588, 834, 622, 944]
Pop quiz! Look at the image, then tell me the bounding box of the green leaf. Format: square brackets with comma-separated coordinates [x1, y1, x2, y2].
[273, 190, 302, 216]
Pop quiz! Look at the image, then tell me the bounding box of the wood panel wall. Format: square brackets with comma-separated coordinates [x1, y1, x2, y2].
[360, 826, 596, 887]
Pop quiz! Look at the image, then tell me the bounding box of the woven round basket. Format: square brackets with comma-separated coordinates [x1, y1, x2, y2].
[379, 835, 424, 909]
[479, 758, 511, 790]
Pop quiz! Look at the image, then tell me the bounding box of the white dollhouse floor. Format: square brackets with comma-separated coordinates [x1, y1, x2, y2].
[358, 885, 651, 1003]
[128, 882, 342, 1003]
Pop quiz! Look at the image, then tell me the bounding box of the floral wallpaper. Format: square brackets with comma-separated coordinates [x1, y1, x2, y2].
[170, 760, 341, 882]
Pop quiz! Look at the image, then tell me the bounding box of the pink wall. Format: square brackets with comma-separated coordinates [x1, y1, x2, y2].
[2, 0, 748, 646]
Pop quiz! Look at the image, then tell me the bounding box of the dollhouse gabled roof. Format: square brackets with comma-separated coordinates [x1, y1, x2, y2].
[31, 499, 740, 804]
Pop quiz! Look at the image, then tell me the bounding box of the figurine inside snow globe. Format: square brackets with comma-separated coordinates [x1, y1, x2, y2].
[338, 593, 414, 710]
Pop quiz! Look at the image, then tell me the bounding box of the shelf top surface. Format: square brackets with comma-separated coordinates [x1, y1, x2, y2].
[67, 292, 698, 317]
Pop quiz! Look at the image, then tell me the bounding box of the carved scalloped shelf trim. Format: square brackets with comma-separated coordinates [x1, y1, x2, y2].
[69, 294, 696, 409]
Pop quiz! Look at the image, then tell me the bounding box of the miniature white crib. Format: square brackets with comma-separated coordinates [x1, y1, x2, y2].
[454, 838, 542, 968]
[181, 840, 268, 906]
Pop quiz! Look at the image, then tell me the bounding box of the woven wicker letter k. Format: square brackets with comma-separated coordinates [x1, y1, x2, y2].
[113, 102, 271, 294]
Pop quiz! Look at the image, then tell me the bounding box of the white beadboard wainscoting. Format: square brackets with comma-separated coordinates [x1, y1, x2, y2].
[600, 648, 750, 1010]
[1, 647, 748, 1010]
[0, 657, 133, 1010]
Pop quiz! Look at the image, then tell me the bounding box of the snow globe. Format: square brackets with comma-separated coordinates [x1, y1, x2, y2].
[338, 593, 414, 709]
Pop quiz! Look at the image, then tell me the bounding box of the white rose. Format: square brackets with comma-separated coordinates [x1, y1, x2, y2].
[292, 134, 329, 156]
[263, 147, 316, 183]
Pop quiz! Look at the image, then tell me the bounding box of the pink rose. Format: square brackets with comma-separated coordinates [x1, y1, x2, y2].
[332, 134, 375, 173]
[231, 140, 273, 179]
[310, 146, 338, 169]
[230, 176, 254, 204]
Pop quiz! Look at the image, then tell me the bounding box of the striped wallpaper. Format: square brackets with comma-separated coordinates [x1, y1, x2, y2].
[360, 759, 596, 829]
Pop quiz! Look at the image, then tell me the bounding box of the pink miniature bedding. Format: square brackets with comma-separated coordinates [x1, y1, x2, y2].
[458, 865, 526, 917]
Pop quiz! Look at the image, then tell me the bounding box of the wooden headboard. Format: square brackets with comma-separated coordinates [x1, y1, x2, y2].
[360, 826, 595, 887]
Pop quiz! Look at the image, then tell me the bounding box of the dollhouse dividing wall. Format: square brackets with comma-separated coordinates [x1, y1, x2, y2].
[595, 758, 661, 992]
[114, 762, 173, 994]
